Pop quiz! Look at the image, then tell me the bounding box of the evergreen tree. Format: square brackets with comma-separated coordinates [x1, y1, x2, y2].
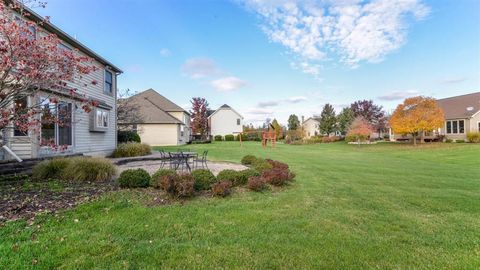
[287, 114, 300, 130]
[337, 107, 355, 135]
[319, 104, 337, 135]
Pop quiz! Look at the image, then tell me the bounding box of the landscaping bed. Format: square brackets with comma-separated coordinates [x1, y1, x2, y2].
[0, 179, 117, 224]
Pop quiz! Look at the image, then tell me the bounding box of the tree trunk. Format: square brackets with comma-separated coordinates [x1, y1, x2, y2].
[420, 130, 425, 144]
[412, 133, 417, 146]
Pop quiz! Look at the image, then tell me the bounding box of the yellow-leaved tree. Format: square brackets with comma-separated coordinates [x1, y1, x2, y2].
[389, 96, 445, 145]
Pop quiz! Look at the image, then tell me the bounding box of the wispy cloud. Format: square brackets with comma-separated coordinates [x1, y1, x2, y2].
[441, 77, 467, 84]
[211, 76, 247, 92]
[160, 48, 171, 57]
[378, 90, 419, 101]
[258, 101, 280, 107]
[241, 0, 429, 76]
[287, 96, 307, 103]
[182, 57, 221, 79]
[246, 108, 274, 115]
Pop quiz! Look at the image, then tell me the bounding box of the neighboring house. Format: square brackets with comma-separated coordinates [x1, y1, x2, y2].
[208, 104, 243, 136]
[1, 6, 122, 160]
[390, 92, 480, 142]
[119, 89, 191, 146]
[302, 117, 320, 138]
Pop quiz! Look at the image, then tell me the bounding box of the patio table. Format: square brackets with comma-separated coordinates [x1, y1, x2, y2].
[168, 152, 197, 171]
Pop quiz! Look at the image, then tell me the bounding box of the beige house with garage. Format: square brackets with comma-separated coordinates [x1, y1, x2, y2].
[390, 92, 480, 142]
[302, 117, 320, 138]
[119, 89, 191, 146]
[0, 5, 122, 161]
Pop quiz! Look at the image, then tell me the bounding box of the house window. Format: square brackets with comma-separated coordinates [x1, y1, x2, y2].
[237, 118, 241, 125]
[95, 109, 109, 128]
[104, 70, 113, 94]
[446, 120, 465, 134]
[478, 122, 480, 132]
[14, 16, 36, 40]
[13, 97, 28, 136]
[40, 98, 73, 146]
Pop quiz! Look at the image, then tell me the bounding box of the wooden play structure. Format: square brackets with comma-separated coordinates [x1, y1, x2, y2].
[236, 124, 277, 148]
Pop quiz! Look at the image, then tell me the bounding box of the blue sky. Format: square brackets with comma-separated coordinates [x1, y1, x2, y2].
[38, 0, 480, 125]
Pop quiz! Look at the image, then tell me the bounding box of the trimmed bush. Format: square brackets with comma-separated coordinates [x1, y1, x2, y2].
[176, 174, 195, 198]
[467, 132, 480, 143]
[266, 159, 289, 170]
[150, 169, 176, 189]
[321, 136, 342, 143]
[214, 135, 223, 141]
[253, 159, 273, 173]
[224, 134, 235, 141]
[117, 130, 141, 143]
[241, 155, 257, 165]
[456, 139, 465, 143]
[445, 139, 453, 143]
[216, 169, 239, 182]
[32, 158, 71, 180]
[247, 176, 267, 191]
[118, 169, 150, 188]
[211, 180, 232, 197]
[63, 157, 117, 182]
[192, 169, 216, 190]
[262, 168, 295, 186]
[111, 143, 151, 158]
[235, 169, 260, 186]
[161, 173, 195, 198]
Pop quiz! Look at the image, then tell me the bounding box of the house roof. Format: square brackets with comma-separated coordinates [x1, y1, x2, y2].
[120, 90, 186, 124]
[436, 92, 480, 119]
[302, 117, 320, 125]
[13, 2, 122, 73]
[208, 104, 243, 119]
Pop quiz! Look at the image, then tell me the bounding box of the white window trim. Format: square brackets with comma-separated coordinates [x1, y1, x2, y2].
[104, 69, 113, 95]
[39, 98, 74, 148]
[446, 120, 466, 134]
[95, 109, 109, 129]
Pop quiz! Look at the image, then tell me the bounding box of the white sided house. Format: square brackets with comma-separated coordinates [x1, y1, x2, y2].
[302, 117, 320, 138]
[119, 89, 191, 146]
[208, 104, 243, 137]
[1, 7, 122, 161]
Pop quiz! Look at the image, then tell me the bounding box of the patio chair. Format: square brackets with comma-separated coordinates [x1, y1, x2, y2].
[193, 150, 208, 169]
[169, 152, 191, 172]
[158, 149, 170, 168]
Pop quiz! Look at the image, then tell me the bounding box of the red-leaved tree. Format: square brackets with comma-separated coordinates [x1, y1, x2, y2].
[346, 116, 373, 143]
[0, 0, 98, 150]
[350, 100, 387, 134]
[189, 97, 209, 139]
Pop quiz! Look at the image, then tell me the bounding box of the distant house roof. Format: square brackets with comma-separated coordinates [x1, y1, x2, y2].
[436, 92, 480, 119]
[303, 117, 320, 124]
[208, 104, 243, 119]
[14, 2, 122, 73]
[120, 89, 187, 124]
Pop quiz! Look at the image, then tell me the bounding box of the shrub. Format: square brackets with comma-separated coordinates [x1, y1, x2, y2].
[32, 158, 71, 180]
[224, 134, 235, 141]
[252, 159, 273, 173]
[216, 169, 239, 182]
[235, 169, 261, 186]
[262, 168, 293, 186]
[161, 173, 195, 198]
[214, 135, 223, 141]
[111, 143, 151, 158]
[247, 176, 267, 191]
[445, 139, 453, 143]
[118, 169, 150, 188]
[192, 169, 216, 190]
[63, 157, 117, 182]
[117, 130, 141, 143]
[266, 159, 289, 170]
[211, 180, 232, 197]
[467, 132, 480, 143]
[150, 169, 176, 189]
[241, 155, 257, 165]
[456, 139, 465, 143]
[175, 174, 195, 198]
[321, 136, 342, 143]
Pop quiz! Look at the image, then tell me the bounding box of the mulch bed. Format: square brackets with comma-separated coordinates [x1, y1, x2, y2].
[0, 179, 118, 224]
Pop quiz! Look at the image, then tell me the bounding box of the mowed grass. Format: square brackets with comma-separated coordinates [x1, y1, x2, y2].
[1, 142, 479, 269]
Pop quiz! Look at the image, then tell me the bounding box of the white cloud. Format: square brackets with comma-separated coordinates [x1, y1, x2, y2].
[160, 48, 171, 57]
[258, 100, 280, 107]
[211, 76, 247, 91]
[246, 108, 274, 115]
[378, 90, 419, 101]
[182, 58, 221, 79]
[287, 96, 307, 103]
[242, 0, 429, 76]
[441, 77, 467, 84]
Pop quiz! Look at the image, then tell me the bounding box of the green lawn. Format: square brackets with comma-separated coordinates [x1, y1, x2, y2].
[1, 142, 480, 269]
